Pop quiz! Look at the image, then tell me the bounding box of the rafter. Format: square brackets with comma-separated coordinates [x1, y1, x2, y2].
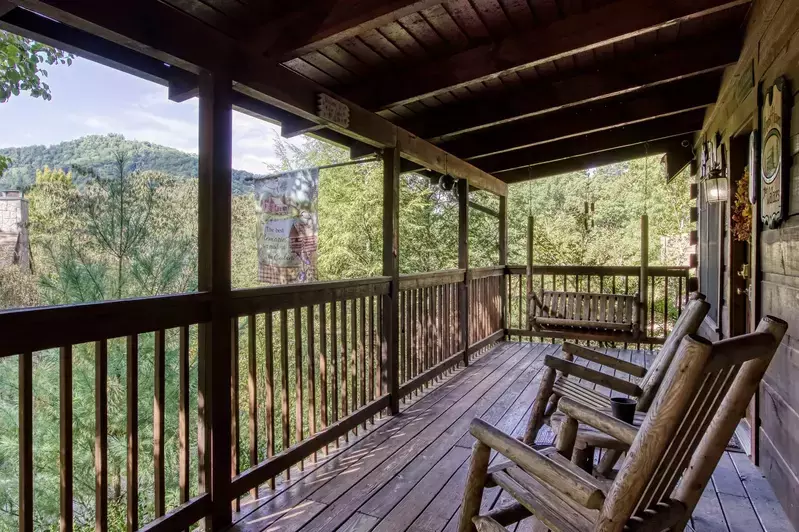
[342, 0, 749, 110]
[474, 110, 705, 174]
[246, 0, 442, 61]
[495, 137, 693, 183]
[439, 73, 721, 159]
[399, 37, 739, 142]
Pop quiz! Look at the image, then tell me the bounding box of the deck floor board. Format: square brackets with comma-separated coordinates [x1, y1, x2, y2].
[228, 341, 795, 532]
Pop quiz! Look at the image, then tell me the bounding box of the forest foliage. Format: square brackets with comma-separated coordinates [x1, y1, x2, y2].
[0, 134, 690, 532]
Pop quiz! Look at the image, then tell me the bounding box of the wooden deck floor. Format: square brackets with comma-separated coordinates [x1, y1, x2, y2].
[228, 341, 795, 532]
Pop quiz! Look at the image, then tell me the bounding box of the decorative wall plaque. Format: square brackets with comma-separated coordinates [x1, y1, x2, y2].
[760, 77, 790, 228]
[317, 93, 350, 128]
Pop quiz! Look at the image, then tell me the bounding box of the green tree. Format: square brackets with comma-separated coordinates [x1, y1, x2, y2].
[0, 30, 73, 102]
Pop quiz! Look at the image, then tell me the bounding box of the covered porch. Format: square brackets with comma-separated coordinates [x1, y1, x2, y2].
[1, 0, 797, 530]
[227, 341, 792, 532]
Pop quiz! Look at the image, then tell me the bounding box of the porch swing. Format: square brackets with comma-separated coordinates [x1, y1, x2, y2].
[526, 153, 652, 343]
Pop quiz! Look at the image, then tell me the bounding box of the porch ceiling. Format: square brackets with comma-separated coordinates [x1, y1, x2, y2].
[2, 0, 750, 183]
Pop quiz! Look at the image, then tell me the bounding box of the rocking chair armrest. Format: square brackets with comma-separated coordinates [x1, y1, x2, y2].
[544, 355, 643, 397]
[470, 418, 606, 510]
[562, 343, 647, 378]
[558, 397, 638, 446]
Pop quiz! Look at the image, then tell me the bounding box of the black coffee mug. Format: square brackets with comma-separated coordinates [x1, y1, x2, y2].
[610, 397, 637, 425]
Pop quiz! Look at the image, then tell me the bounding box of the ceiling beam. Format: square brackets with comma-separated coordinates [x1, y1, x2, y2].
[0, 5, 196, 90]
[474, 110, 705, 174]
[12, 0, 507, 196]
[495, 137, 693, 183]
[401, 36, 740, 142]
[342, 0, 749, 110]
[247, 0, 442, 61]
[439, 72, 721, 159]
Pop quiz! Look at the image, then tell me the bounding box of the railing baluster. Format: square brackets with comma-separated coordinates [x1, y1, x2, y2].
[307, 305, 317, 456]
[350, 298, 357, 435]
[230, 320, 240, 511]
[179, 326, 190, 504]
[127, 335, 138, 532]
[331, 301, 339, 438]
[650, 275, 656, 339]
[400, 290, 406, 389]
[20, 351, 33, 532]
[664, 276, 669, 337]
[264, 313, 275, 488]
[294, 307, 303, 469]
[247, 315, 258, 494]
[60, 345, 73, 532]
[341, 299, 348, 441]
[154, 330, 166, 517]
[279, 309, 290, 476]
[411, 289, 417, 384]
[94, 341, 108, 532]
[360, 296, 366, 422]
[368, 295, 375, 406]
[319, 303, 328, 453]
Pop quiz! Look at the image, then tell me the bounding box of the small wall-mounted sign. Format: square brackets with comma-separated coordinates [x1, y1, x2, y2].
[734, 60, 755, 103]
[317, 93, 350, 128]
[760, 77, 790, 229]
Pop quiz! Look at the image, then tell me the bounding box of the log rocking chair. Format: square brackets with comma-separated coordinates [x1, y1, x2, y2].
[522, 294, 708, 470]
[457, 316, 786, 532]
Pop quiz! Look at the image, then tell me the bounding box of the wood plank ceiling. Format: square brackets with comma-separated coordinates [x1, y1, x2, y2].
[63, 0, 756, 182]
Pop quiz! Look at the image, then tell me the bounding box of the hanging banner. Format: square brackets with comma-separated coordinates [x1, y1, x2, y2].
[255, 168, 318, 284]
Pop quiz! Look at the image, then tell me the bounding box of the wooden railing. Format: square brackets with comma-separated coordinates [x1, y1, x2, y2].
[0, 269, 511, 531]
[0, 293, 213, 532]
[469, 267, 504, 349]
[397, 270, 464, 397]
[228, 277, 391, 501]
[505, 264, 693, 344]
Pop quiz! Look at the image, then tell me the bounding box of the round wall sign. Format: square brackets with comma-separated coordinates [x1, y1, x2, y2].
[762, 128, 782, 183]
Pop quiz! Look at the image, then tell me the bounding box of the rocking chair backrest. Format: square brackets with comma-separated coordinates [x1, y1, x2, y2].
[635, 294, 709, 410]
[595, 316, 787, 532]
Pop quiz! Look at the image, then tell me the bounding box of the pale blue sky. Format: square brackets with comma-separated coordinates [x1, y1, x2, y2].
[0, 56, 292, 173]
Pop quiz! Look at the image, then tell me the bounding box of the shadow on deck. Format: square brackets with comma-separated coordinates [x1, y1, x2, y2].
[227, 341, 795, 532]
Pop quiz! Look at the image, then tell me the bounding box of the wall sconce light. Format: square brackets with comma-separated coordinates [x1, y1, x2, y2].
[703, 167, 729, 202]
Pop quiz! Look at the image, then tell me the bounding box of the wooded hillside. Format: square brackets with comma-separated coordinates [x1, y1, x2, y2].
[0, 134, 260, 194]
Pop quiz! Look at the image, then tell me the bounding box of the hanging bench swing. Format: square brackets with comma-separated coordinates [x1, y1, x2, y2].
[526, 215, 650, 343]
[525, 147, 655, 343]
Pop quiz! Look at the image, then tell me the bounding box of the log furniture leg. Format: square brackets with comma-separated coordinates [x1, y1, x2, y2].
[524, 366, 556, 444]
[572, 445, 595, 473]
[596, 449, 622, 476]
[459, 441, 492, 532]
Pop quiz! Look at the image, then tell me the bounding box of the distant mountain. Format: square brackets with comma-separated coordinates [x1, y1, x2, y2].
[0, 134, 262, 194]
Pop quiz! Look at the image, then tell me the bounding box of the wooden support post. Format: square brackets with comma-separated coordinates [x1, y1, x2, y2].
[383, 147, 400, 414]
[197, 70, 233, 530]
[458, 178, 470, 366]
[499, 196, 508, 335]
[640, 215, 649, 329]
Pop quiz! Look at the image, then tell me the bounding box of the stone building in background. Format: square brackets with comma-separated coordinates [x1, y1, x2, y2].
[0, 191, 31, 273]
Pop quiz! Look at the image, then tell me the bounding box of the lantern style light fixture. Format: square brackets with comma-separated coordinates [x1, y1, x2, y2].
[439, 174, 455, 191]
[703, 166, 729, 202]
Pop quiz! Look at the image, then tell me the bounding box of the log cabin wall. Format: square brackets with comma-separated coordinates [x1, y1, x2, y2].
[697, 0, 799, 526]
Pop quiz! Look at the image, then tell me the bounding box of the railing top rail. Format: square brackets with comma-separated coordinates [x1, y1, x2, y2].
[231, 276, 391, 315]
[506, 264, 690, 275]
[399, 269, 465, 290]
[399, 269, 466, 281]
[0, 292, 212, 358]
[231, 276, 390, 299]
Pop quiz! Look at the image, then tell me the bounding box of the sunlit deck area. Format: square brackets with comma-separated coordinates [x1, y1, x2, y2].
[227, 341, 794, 532]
